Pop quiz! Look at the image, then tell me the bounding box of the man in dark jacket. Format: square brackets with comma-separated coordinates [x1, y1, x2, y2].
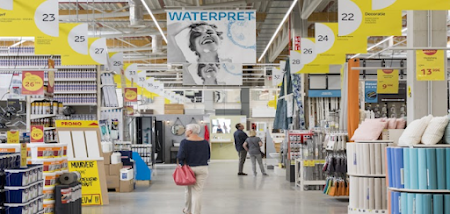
[234, 123, 248, 176]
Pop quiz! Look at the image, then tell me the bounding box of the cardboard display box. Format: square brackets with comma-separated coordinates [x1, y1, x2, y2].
[109, 163, 123, 176]
[164, 104, 184, 110]
[103, 152, 112, 165]
[106, 175, 120, 188]
[119, 179, 135, 193]
[165, 110, 184, 115]
[104, 165, 110, 176]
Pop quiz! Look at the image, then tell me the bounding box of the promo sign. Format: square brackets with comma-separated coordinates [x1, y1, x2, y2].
[68, 161, 103, 206]
[299, 38, 346, 65]
[377, 69, 399, 94]
[124, 88, 138, 102]
[315, 23, 367, 54]
[416, 50, 445, 81]
[338, 0, 402, 36]
[167, 10, 256, 63]
[30, 126, 44, 143]
[0, 0, 59, 37]
[22, 71, 44, 95]
[372, 0, 450, 11]
[7, 130, 19, 144]
[55, 120, 99, 128]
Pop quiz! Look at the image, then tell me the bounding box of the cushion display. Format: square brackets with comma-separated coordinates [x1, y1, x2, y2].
[396, 118, 406, 129]
[422, 116, 449, 145]
[387, 118, 398, 129]
[351, 119, 387, 141]
[398, 115, 433, 146]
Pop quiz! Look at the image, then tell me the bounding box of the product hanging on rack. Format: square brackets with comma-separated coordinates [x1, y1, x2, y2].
[323, 132, 349, 197]
[100, 73, 119, 108]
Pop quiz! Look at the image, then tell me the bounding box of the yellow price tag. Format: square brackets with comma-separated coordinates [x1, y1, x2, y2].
[21, 71, 44, 95]
[23, 76, 43, 92]
[416, 50, 445, 81]
[7, 131, 20, 144]
[377, 69, 399, 94]
[124, 88, 138, 102]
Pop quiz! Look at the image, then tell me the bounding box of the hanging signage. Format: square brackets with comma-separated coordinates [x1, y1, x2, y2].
[107, 52, 123, 73]
[372, 0, 450, 11]
[338, 0, 402, 36]
[315, 23, 367, 54]
[416, 50, 445, 81]
[167, 10, 256, 63]
[124, 88, 138, 102]
[365, 81, 378, 103]
[22, 71, 44, 95]
[61, 38, 108, 65]
[298, 38, 346, 65]
[377, 69, 399, 94]
[35, 23, 88, 56]
[294, 36, 301, 51]
[272, 67, 283, 86]
[0, 0, 59, 37]
[68, 160, 103, 206]
[55, 120, 99, 128]
[30, 126, 44, 143]
[7, 130, 19, 144]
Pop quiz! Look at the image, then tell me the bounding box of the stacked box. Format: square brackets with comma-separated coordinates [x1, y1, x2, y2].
[164, 104, 184, 114]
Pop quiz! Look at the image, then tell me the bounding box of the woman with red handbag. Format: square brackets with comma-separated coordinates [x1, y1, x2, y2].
[176, 124, 211, 214]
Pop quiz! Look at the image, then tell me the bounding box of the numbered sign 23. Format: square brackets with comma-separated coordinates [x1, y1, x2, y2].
[22, 71, 44, 95]
[416, 50, 445, 81]
[377, 69, 399, 94]
[124, 88, 138, 102]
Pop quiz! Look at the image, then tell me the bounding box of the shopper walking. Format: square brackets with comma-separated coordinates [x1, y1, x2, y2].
[243, 130, 268, 176]
[177, 124, 211, 214]
[234, 123, 248, 176]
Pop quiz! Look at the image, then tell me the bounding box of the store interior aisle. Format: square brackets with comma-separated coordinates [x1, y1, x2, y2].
[84, 162, 348, 214]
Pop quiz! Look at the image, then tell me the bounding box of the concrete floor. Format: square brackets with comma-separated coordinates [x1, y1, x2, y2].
[84, 161, 348, 214]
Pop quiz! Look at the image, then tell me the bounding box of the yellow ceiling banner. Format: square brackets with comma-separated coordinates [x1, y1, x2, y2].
[372, 0, 450, 11]
[299, 38, 346, 65]
[0, 0, 59, 37]
[338, 0, 402, 36]
[315, 23, 367, 55]
[61, 38, 108, 65]
[416, 50, 446, 81]
[35, 23, 88, 55]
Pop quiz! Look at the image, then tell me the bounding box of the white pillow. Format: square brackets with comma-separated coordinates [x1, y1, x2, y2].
[398, 115, 433, 146]
[422, 116, 449, 145]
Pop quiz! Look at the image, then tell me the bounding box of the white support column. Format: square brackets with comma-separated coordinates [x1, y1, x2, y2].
[406, 10, 448, 122]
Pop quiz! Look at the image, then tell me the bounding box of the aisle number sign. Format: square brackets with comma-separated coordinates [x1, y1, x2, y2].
[338, 0, 402, 36]
[35, 23, 88, 56]
[21, 71, 44, 95]
[377, 69, 399, 94]
[7, 131, 19, 144]
[416, 50, 445, 81]
[61, 38, 108, 65]
[30, 126, 44, 143]
[0, 0, 59, 37]
[68, 160, 103, 206]
[372, 0, 450, 11]
[289, 51, 330, 74]
[124, 88, 138, 102]
[299, 38, 346, 65]
[315, 23, 367, 54]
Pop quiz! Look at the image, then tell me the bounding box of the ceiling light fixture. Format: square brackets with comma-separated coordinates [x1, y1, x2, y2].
[141, 0, 168, 43]
[258, 0, 298, 62]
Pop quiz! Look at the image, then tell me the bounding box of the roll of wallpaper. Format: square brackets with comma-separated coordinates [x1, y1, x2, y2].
[444, 195, 450, 214]
[391, 191, 399, 214]
[433, 194, 443, 214]
[418, 149, 428, 190]
[357, 144, 364, 174]
[370, 144, 376, 175]
[381, 144, 387, 175]
[436, 148, 446, 190]
[349, 176, 358, 208]
[364, 178, 369, 209]
[407, 193, 415, 214]
[401, 193, 407, 214]
[359, 176, 364, 208]
[369, 178, 375, 209]
[387, 148, 394, 187]
[374, 143, 382, 175]
[446, 149, 450, 190]
[363, 144, 371, 175]
[394, 148, 404, 188]
[416, 194, 424, 214]
[347, 143, 356, 174]
[374, 178, 382, 210]
[426, 149, 437, 189]
[403, 148, 410, 189]
[410, 148, 419, 189]
[381, 178, 387, 209]
[423, 194, 432, 214]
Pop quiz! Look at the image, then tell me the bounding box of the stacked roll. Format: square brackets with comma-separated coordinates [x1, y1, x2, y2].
[347, 143, 390, 176]
[349, 177, 387, 210]
[392, 193, 450, 214]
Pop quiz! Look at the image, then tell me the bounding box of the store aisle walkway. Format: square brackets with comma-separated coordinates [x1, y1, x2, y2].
[84, 162, 348, 214]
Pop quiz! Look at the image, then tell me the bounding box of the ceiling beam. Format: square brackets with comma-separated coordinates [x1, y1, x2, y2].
[307, 12, 338, 22]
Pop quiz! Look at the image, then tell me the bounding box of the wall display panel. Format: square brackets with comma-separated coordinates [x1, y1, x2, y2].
[167, 10, 256, 63]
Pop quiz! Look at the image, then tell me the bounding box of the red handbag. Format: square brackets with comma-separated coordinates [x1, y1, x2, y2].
[173, 164, 196, 186]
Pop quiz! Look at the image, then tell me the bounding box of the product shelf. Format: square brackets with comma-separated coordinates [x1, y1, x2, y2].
[30, 114, 56, 120]
[388, 187, 450, 193]
[53, 78, 97, 82]
[100, 107, 122, 110]
[54, 91, 97, 94]
[63, 103, 97, 106]
[348, 207, 387, 214]
[43, 127, 56, 131]
[396, 144, 450, 148]
[347, 173, 386, 178]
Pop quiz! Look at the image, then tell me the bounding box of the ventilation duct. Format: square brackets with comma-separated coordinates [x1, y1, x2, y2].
[151, 35, 162, 53]
[129, 0, 145, 27]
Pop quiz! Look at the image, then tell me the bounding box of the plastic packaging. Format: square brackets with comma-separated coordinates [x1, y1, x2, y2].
[111, 152, 121, 164]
